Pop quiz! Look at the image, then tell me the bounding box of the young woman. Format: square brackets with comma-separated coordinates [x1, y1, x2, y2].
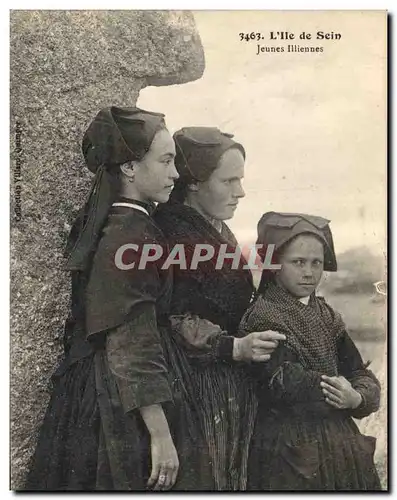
[25, 106, 181, 491]
[154, 127, 284, 490]
[239, 211, 381, 490]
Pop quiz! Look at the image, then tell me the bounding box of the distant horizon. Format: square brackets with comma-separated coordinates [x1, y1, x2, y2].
[233, 236, 386, 265]
[139, 11, 386, 262]
[229, 220, 386, 259]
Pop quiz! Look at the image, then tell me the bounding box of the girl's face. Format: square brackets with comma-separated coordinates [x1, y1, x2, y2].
[193, 148, 245, 221]
[275, 234, 324, 298]
[133, 129, 179, 203]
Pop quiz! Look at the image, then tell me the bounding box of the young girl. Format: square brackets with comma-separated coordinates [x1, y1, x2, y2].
[242, 212, 381, 491]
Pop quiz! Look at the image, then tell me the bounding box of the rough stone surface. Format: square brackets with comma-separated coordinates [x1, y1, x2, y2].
[10, 10, 204, 490]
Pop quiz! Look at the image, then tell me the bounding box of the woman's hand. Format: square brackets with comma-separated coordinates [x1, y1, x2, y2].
[233, 331, 286, 362]
[147, 434, 179, 491]
[321, 375, 363, 410]
[139, 404, 179, 490]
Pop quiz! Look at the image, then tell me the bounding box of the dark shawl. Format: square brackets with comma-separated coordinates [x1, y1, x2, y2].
[27, 204, 175, 491]
[241, 284, 382, 491]
[153, 201, 254, 335]
[60, 204, 171, 371]
[239, 283, 343, 376]
[85, 208, 171, 337]
[153, 201, 257, 490]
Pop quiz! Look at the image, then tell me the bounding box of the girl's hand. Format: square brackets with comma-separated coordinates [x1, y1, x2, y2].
[321, 375, 362, 410]
[147, 434, 179, 491]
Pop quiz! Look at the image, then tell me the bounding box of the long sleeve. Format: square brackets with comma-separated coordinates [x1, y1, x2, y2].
[209, 334, 235, 361]
[253, 343, 329, 406]
[106, 302, 173, 413]
[337, 331, 381, 419]
[169, 313, 235, 361]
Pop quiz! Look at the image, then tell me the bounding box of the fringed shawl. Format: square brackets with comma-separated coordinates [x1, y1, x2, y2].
[239, 283, 346, 376]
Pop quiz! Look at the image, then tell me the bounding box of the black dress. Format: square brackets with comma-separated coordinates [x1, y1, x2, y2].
[24, 202, 198, 490]
[240, 283, 382, 491]
[154, 201, 257, 490]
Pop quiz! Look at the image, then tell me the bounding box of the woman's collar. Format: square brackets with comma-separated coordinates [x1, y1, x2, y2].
[113, 197, 155, 216]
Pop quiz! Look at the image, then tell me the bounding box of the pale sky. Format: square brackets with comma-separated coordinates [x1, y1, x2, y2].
[138, 11, 387, 257]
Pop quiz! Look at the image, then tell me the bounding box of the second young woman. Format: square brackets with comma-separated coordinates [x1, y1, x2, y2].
[154, 127, 284, 490]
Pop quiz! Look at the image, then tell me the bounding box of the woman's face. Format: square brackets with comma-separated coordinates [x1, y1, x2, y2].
[275, 234, 324, 298]
[194, 148, 245, 221]
[133, 129, 178, 203]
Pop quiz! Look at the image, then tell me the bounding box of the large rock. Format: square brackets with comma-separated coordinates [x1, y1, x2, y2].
[10, 10, 204, 489]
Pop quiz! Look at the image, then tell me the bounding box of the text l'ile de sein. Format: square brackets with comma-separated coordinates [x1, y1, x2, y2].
[239, 30, 342, 55]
